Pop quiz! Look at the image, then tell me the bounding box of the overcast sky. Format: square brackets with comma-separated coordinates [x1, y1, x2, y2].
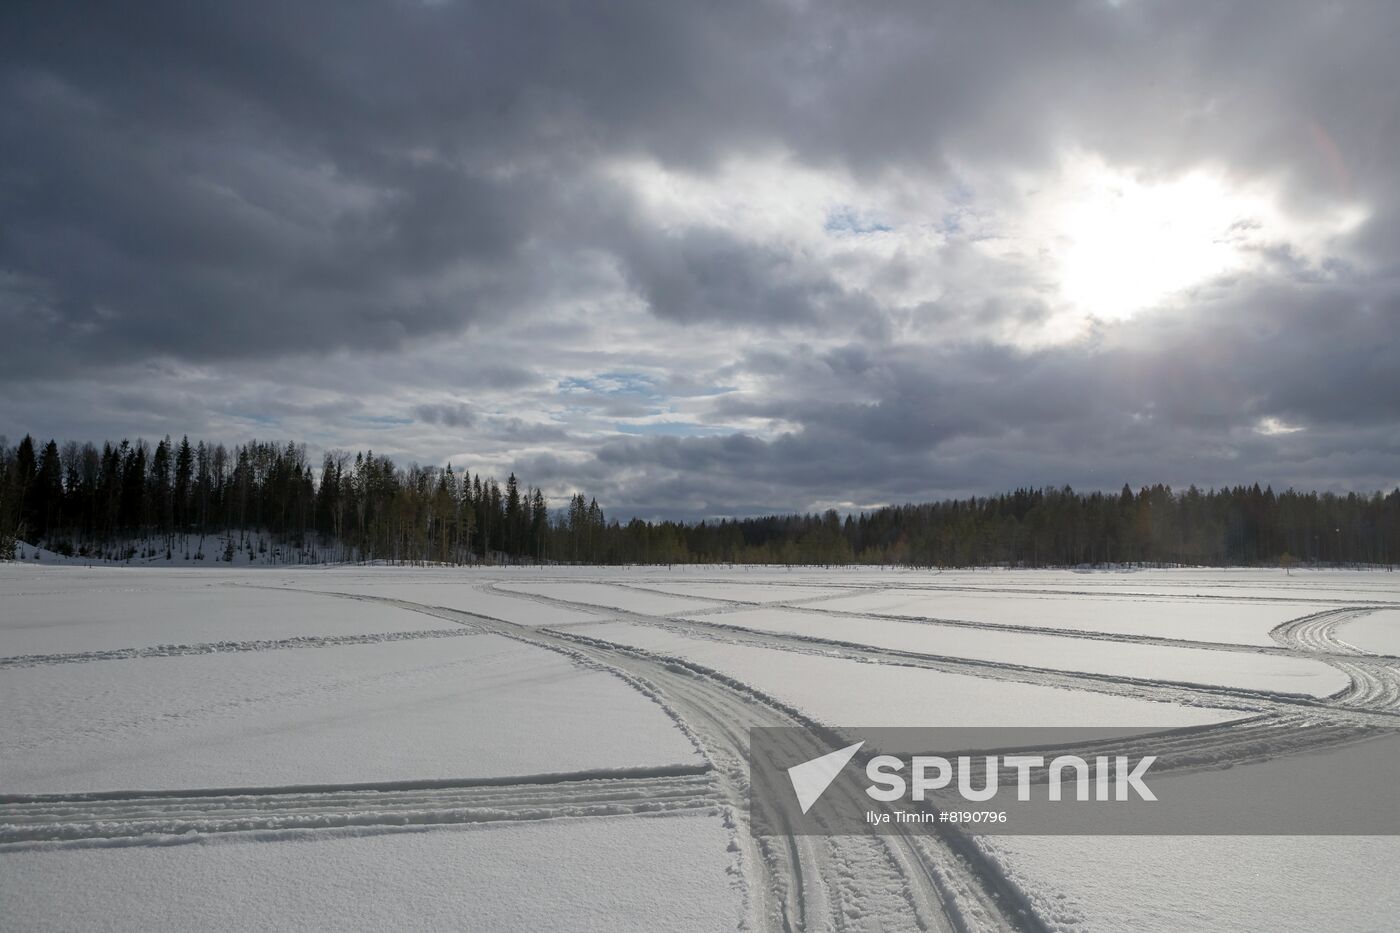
[3, 1, 1398, 519]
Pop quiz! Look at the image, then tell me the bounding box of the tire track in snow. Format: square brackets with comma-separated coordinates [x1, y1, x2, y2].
[608, 579, 883, 611]
[479, 581, 1400, 929]
[1271, 608, 1400, 713]
[461, 583, 1047, 933]
[1270, 608, 1369, 655]
[600, 578, 1400, 723]
[0, 768, 719, 850]
[529, 602, 1400, 727]
[0, 626, 482, 669]
[814, 581, 1400, 608]
[959, 605, 1400, 791]
[506, 580, 1399, 664]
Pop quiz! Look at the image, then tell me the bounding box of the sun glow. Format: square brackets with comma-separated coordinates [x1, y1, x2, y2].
[1058, 169, 1248, 319]
[1041, 154, 1365, 326]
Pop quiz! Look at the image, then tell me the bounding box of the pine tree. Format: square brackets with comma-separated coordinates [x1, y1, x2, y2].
[174, 436, 194, 531]
[504, 473, 522, 558]
[13, 435, 37, 542]
[530, 488, 548, 561]
[151, 437, 173, 538]
[34, 440, 63, 542]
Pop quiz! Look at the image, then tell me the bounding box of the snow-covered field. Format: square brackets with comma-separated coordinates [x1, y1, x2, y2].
[3, 562, 1398, 931]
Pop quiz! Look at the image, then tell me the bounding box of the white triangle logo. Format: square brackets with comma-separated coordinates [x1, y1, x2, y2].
[787, 741, 865, 814]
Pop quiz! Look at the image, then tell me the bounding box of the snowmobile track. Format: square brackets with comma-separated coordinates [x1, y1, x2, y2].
[0, 769, 719, 850]
[321, 585, 1048, 933]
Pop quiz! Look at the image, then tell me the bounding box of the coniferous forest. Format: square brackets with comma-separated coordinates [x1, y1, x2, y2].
[1, 433, 1397, 568]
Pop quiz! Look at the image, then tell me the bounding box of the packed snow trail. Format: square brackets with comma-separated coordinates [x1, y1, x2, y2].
[0, 626, 482, 668]
[492, 585, 1400, 729]
[1271, 608, 1400, 713]
[467, 579, 1400, 928]
[0, 768, 716, 850]
[1271, 608, 1372, 655]
[279, 585, 1047, 933]
[13, 573, 1397, 931]
[547, 579, 1400, 663]
[626, 585, 1400, 774]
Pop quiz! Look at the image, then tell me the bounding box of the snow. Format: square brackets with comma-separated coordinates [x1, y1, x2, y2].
[985, 836, 1400, 932]
[568, 620, 1243, 731]
[979, 725, 1400, 932]
[0, 814, 744, 932]
[5, 561, 1398, 932]
[624, 580, 858, 604]
[803, 589, 1330, 647]
[680, 607, 1351, 698]
[274, 578, 608, 627]
[1, 633, 701, 793]
[1339, 608, 1400, 656]
[919, 567, 1400, 606]
[0, 577, 459, 656]
[494, 580, 723, 615]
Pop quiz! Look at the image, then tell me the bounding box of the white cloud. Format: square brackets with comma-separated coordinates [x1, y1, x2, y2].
[1256, 417, 1305, 436]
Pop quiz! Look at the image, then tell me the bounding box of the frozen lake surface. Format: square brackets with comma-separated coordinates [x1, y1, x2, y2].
[3, 562, 1398, 931]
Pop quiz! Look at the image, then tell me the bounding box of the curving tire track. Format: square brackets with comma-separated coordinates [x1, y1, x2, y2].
[28, 577, 1390, 931]
[491, 586, 1400, 728]
[472, 581, 1400, 931]
[1271, 608, 1400, 714]
[1270, 608, 1371, 655]
[307, 586, 1046, 933]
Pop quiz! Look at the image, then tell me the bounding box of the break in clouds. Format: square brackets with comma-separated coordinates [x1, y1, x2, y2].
[2, 1, 1397, 519]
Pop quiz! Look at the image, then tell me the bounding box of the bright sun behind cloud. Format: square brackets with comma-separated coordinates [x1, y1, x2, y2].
[1025, 152, 1366, 333]
[1057, 167, 1251, 320]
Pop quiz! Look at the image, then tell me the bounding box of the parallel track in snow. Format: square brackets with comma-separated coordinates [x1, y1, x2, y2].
[0, 626, 482, 669]
[472, 580, 1400, 930]
[504, 574, 1400, 608]
[545, 579, 1400, 662]
[273, 586, 1046, 933]
[0, 768, 718, 850]
[1270, 608, 1400, 713]
[490, 591, 1400, 728]
[452, 584, 1052, 932]
[10, 576, 1398, 932]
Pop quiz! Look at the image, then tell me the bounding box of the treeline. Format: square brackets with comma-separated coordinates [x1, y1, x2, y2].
[0, 434, 603, 564]
[2, 433, 1398, 567]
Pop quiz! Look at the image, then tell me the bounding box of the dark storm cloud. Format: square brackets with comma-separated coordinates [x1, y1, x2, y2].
[0, 0, 806, 375]
[566, 283, 1400, 518]
[3, 0, 1399, 517]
